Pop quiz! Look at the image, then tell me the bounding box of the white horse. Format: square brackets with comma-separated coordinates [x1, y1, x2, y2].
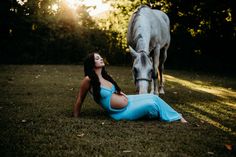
[127, 5, 170, 95]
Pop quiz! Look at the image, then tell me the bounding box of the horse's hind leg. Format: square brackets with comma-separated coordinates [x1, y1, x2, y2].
[158, 46, 168, 94]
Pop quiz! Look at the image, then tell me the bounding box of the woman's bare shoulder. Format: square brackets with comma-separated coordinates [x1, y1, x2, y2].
[83, 76, 91, 82]
[81, 76, 91, 88]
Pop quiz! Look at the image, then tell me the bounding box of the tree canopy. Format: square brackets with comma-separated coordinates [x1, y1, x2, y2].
[0, 0, 235, 72]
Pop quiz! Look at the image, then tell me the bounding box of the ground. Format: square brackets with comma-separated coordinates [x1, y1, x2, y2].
[0, 65, 235, 157]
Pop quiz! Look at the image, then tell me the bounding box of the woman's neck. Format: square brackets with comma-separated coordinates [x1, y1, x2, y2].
[94, 67, 103, 79]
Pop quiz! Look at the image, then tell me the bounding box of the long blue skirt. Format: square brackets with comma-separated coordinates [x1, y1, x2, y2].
[109, 94, 181, 122]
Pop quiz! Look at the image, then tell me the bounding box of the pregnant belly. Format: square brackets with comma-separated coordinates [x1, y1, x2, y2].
[110, 94, 128, 109]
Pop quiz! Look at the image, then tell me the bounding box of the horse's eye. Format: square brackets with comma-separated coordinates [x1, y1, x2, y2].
[133, 68, 138, 78]
[150, 69, 153, 74]
[133, 68, 138, 74]
[149, 69, 153, 77]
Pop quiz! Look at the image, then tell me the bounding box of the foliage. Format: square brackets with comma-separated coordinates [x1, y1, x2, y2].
[0, 0, 235, 71]
[102, 0, 235, 71]
[0, 0, 127, 64]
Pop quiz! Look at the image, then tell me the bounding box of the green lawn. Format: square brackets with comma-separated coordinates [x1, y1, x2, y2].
[0, 65, 235, 157]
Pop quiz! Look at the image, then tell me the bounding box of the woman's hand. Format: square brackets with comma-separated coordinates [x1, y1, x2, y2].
[110, 91, 128, 109]
[119, 91, 128, 100]
[73, 111, 80, 117]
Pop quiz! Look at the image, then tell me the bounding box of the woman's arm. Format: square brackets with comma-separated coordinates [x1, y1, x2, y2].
[73, 76, 91, 117]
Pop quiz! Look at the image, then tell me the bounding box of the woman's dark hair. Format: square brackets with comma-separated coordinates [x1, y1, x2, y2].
[84, 52, 121, 104]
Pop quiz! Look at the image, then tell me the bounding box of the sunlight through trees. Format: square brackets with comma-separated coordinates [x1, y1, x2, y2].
[1, 0, 235, 72]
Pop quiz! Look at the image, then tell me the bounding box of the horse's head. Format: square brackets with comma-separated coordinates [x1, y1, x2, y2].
[129, 46, 153, 94]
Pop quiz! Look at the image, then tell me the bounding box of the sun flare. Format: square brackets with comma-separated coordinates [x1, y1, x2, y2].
[65, 0, 110, 16]
[65, 0, 79, 10]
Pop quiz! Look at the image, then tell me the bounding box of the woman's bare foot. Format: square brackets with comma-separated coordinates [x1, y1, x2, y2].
[180, 117, 188, 123]
[179, 113, 188, 123]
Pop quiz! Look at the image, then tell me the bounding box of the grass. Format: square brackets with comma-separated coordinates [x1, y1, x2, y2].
[0, 65, 235, 157]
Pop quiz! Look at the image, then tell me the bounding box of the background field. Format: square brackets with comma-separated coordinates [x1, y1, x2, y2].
[0, 65, 235, 157]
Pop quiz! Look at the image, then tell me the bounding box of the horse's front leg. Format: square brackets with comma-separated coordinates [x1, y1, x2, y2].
[150, 45, 160, 95]
[150, 79, 158, 95]
[158, 46, 168, 94]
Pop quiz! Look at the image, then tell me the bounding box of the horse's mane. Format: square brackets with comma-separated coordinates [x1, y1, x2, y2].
[133, 5, 149, 16]
[129, 5, 150, 49]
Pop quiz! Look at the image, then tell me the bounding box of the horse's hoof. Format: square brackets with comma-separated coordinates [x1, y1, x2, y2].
[150, 90, 159, 95]
[159, 88, 165, 95]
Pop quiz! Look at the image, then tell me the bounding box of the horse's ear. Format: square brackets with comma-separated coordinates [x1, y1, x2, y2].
[129, 46, 138, 58]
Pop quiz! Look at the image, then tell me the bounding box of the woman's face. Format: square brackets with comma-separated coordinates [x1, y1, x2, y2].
[94, 53, 105, 68]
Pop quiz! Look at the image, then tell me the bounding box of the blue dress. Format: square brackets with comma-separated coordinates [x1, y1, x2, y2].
[100, 84, 181, 121]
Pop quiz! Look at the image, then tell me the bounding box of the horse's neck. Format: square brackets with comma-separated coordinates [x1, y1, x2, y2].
[136, 39, 149, 55]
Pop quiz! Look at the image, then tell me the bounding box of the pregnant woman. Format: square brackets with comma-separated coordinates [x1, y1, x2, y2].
[73, 52, 187, 123]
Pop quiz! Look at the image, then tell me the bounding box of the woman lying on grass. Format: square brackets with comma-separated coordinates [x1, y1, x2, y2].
[73, 52, 187, 123]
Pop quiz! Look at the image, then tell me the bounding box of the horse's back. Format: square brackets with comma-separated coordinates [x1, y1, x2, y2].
[152, 9, 170, 27]
[142, 7, 170, 47]
[136, 6, 169, 27]
[127, 5, 170, 50]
